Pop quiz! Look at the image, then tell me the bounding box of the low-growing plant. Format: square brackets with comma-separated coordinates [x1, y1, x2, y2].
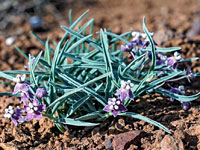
[1, 10, 200, 134]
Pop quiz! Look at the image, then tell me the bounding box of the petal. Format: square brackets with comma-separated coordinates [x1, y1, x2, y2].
[37, 104, 46, 112]
[11, 118, 18, 126]
[13, 83, 21, 94]
[167, 57, 176, 66]
[18, 116, 24, 122]
[103, 105, 111, 112]
[24, 81, 34, 86]
[170, 97, 174, 102]
[20, 93, 29, 104]
[119, 104, 127, 112]
[112, 110, 119, 117]
[25, 90, 33, 99]
[172, 62, 178, 70]
[156, 60, 163, 66]
[24, 105, 29, 112]
[170, 88, 179, 94]
[34, 113, 42, 120]
[108, 98, 113, 102]
[33, 98, 39, 105]
[115, 89, 121, 96]
[121, 45, 128, 52]
[128, 90, 134, 100]
[25, 113, 34, 121]
[120, 91, 127, 101]
[14, 108, 24, 114]
[20, 84, 29, 92]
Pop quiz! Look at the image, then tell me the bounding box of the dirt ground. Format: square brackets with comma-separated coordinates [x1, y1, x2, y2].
[0, 0, 200, 149]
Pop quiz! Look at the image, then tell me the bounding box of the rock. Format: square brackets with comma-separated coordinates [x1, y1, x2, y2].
[171, 120, 184, 128]
[154, 30, 174, 45]
[174, 130, 185, 140]
[190, 125, 200, 136]
[104, 138, 113, 150]
[160, 135, 184, 150]
[29, 16, 43, 29]
[112, 130, 144, 150]
[5, 37, 15, 46]
[186, 18, 200, 38]
[0, 143, 17, 150]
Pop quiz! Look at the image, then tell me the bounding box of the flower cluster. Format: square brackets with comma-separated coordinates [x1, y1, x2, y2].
[103, 80, 134, 117]
[157, 51, 183, 70]
[119, 30, 195, 112]
[4, 74, 47, 126]
[121, 31, 157, 59]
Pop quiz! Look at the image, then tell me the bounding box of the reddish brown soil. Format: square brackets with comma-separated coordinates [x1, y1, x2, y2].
[0, 0, 200, 149]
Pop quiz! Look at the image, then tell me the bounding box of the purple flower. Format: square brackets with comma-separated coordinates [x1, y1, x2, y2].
[166, 57, 178, 69]
[182, 102, 191, 111]
[36, 87, 48, 98]
[186, 67, 195, 82]
[143, 37, 157, 48]
[103, 98, 127, 117]
[24, 55, 35, 69]
[12, 74, 33, 104]
[115, 80, 134, 100]
[121, 42, 134, 52]
[169, 87, 179, 102]
[24, 98, 46, 121]
[165, 52, 182, 69]
[156, 53, 167, 66]
[4, 106, 24, 126]
[121, 45, 129, 52]
[169, 85, 185, 102]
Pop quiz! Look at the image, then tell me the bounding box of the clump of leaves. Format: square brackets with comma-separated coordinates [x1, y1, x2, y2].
[1, 10, 200, 134]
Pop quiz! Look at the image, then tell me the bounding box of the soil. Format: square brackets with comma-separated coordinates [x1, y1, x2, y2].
[0, 0, 200, 149]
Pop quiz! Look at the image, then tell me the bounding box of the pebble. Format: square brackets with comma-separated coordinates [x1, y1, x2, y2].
[171, 120, 184, 128]
[190, 125, 200, 136]
[29, 16, 43, 29]
[5, 36, 15, 46]
[104, 138, 113, 150]
[112, 130, 144, 150]
[160, 135, 184, 150]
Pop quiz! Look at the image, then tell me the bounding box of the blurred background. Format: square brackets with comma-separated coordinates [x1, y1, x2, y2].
[0, 0, 200, 71]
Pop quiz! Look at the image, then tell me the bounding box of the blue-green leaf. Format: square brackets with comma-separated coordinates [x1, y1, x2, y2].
[120, 112, 171, 134]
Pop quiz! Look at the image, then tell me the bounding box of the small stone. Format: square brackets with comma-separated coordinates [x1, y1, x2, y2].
[190, 125, 200, 136]
[174, 130, 185, 140]
[104, 138, 113, 150]
[81, 138, 90, 146]
[160, 135, 184, 150]
[29, 16, 43, 29]
[115, 118, 125, 130]
[171, 120, 184, 127]
[112, 130, 144, 150]
[5, 37, 15, 46]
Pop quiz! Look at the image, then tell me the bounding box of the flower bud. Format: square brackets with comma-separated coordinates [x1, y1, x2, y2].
[36, 88, 48, 98]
